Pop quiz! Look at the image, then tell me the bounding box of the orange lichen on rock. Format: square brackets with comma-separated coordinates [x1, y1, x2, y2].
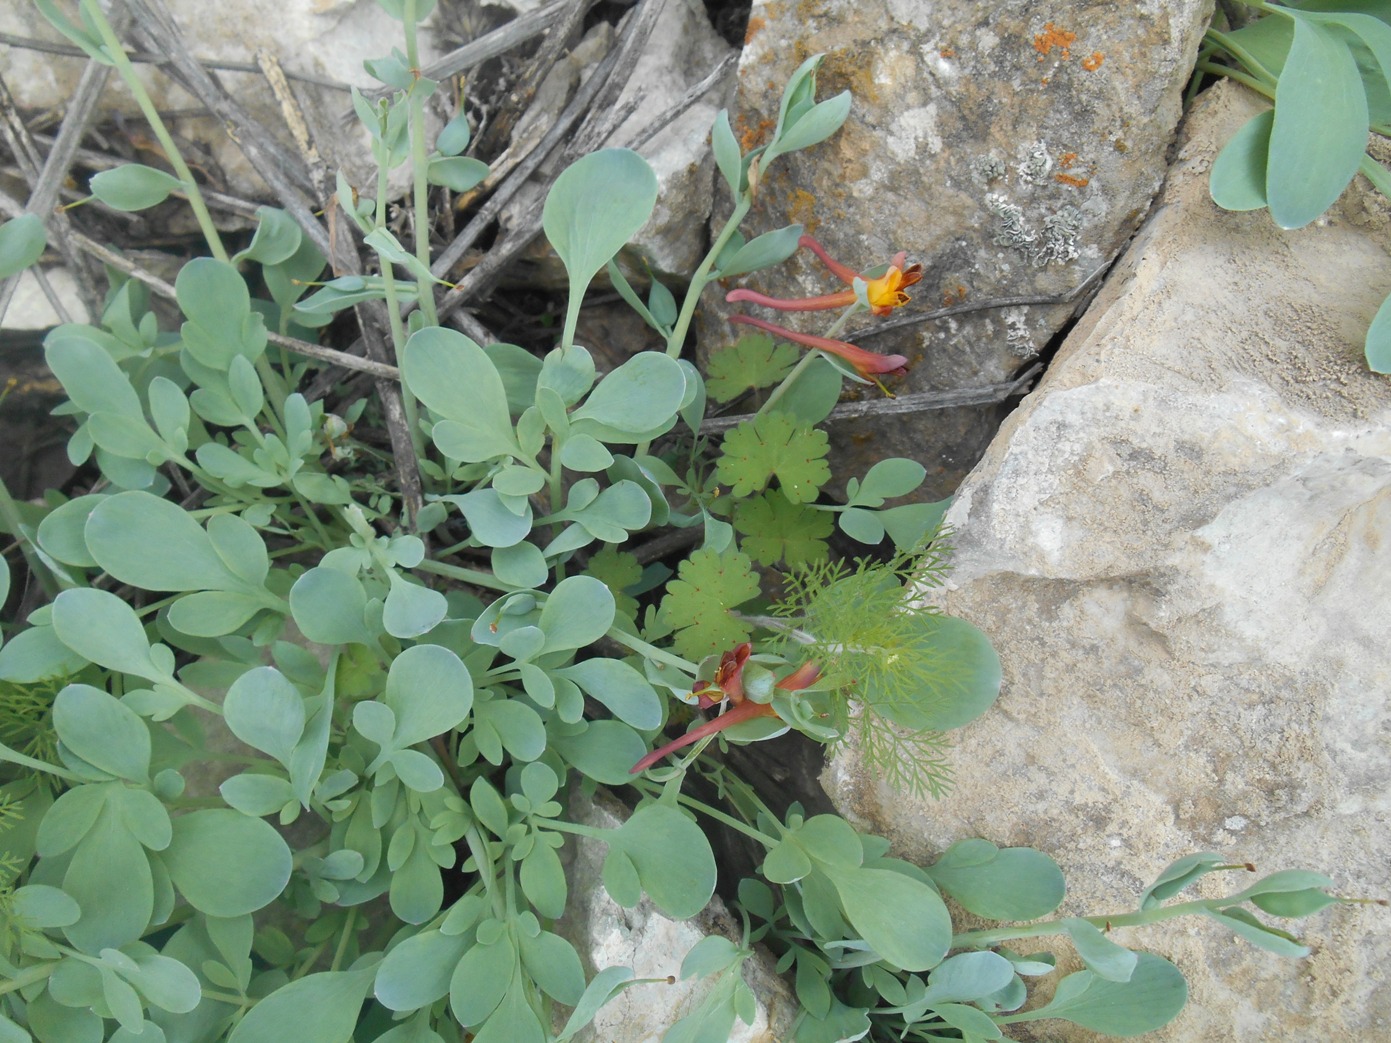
[940, 47, 955, 58]
[1059, 152, 1078, 169]
[1055, 172, 1090, 188]
[1081, 51, 1105, 71]
[744, 15, 766, 44]
[735, 113, 777, 152]
[941, 284, 968, 306]
[1033, 22, 1076, 60]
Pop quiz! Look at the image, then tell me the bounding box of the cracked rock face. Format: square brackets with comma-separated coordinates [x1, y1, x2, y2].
[824, 82, 1391, 1041]
[703, 0, 1213, 496]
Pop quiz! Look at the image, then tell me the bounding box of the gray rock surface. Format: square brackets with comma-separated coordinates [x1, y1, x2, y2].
[703, 0, 1213, 497]
[0, 0, 449, 200]
[559, 792, 797, 1043]
[823, 81, 1391, 1041]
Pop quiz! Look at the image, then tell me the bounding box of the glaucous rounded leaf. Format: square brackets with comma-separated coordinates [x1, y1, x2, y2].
[162, 810, 292, 917]
[0, 213, 46, 277]
[90, 164, 186, 211]
[1028, 952, 1186, 1036]
[543, 149, 658, 292]
[605, 804, 716, 919]
[227, 966, 377, 1043]
[1267, 15, 1368, 229]
[53, 684, 151, 783]
[86, 492, 241, 592]
[1209, 109, 1273, 212]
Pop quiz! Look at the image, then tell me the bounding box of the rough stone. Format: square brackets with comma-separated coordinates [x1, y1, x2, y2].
[702, 0, 1213, 498]
[500, 0, 737, 281]
[558, 791, 798, 1043]
[0, 0, 450, 201]
[823, 81, 1391, 1041]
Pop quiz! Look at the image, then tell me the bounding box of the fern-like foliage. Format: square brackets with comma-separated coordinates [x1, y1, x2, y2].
[766, 532, 968, 795]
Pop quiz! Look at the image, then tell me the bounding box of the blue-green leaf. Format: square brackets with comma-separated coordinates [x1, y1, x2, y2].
[543, 148, 659, 298]
[0, 213, 47, 277]
[90, 165, 187, 211]
[1267, 14, 1368, 228]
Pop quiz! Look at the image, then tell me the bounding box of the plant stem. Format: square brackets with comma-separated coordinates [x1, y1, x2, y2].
[414, 557, 513, 591]
[665, 198, 753, 358]
[676, 791, 780, 847]
[0, 961, 57, 996]
[82, 0, 228, 263]
[403, 0, 439, 331]
[329, 907, 358, 972]
[950, 897, 1227, 951]
[605, 627, 698, 675]
[0, 740, 85, 783]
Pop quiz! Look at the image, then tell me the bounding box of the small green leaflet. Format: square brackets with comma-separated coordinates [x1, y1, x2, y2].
[733, 490, 832, 566]
[658, 548, 760, 660]
[716, 411, 830, 504]
[705, 334, 798, 403]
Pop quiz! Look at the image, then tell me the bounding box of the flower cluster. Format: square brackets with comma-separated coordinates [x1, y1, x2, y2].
[631, 643, 821, 773]
[725, 234, 922, 380]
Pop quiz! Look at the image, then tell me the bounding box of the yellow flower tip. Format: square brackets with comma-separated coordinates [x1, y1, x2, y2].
[863, 262, 925, 315]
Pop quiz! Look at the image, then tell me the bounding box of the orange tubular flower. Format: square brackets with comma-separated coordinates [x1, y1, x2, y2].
[725, 234, 923, 318]
[630, 646, 822, 774]
[728, 314, 909, 379]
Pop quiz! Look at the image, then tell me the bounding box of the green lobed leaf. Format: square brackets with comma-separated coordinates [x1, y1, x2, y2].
[734, 490, 833, 566]
[705, 334, 798, 404]
[717, 412, 831, 503]
[659, 547, 760, 660]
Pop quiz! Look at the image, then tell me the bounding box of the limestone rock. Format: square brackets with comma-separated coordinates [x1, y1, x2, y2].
[823, 81, 1391, 1041]
[0, 1, 449, 200]
[500, 0, 737, 281]
[703, 0, 1213, 497]
[558, 792, 797, 1043]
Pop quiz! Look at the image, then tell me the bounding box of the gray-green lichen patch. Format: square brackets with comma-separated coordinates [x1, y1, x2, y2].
[987, 194, 1083, 268]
